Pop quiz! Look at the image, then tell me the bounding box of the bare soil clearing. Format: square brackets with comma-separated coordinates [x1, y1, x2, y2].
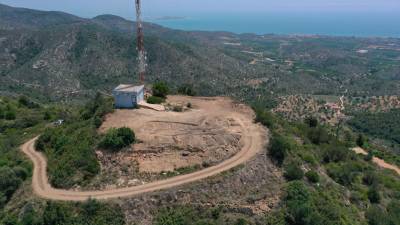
[99, 96, 246, 174]
[21, 96, 268, 201]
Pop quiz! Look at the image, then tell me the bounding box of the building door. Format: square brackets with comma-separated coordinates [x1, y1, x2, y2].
[132, 94, 137, 106]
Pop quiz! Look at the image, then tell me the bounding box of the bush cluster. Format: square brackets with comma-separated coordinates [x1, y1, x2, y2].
[153, 205, 246, 225]
[251, 99, 399, 225]
[147, 96, 165, 104]
[99, 127, 135, 151]
[0, 97, 47, 210]
[0, 167, 25, 209]
[305, 116, 318, 128]
[36, 124, 100, 188]
[178, 84, 196, 96]
[365, 201, 400, 225]
[34, 94, 113, 188]
[269, 134, 290, 166]
[254, 107, 276, 128]
[284, 163, 304, 181]
[305, 170, 320, 183]
[349, 109, 400, 145]
[152, 81, 169, 99]
[1, 199, 125, 225]
[326, 162, 365, 186]
[307, 127, 330, 145]
[282, 181, 359, 225]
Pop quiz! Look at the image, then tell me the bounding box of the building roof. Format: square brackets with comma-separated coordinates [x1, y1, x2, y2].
[113, 84, 144, 93]
[325, 103, 341, 110]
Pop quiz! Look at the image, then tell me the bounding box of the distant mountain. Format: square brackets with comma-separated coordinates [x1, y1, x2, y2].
[92, 14, 136, 33]
[0, 3, 399, 101]
[0, 3, 83, 30]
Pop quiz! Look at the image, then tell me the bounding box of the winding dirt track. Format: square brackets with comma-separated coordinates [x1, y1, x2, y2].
[21, 111, 266, 201]
[353, 147, 400, 175]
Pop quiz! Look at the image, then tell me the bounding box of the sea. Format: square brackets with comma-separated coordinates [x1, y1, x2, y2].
[147, 12, 400, 38]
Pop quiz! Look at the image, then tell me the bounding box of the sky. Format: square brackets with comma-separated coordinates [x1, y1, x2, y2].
[1, 0, 400, 19]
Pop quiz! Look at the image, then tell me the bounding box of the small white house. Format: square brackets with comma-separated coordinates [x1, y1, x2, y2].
[112, 84, 144, 108]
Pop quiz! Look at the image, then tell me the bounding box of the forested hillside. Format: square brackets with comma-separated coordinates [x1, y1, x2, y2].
[1, 4, 400, 102]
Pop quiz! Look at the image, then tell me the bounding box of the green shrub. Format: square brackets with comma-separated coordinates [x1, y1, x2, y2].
[305, 170, 320, 183]
[116, 127, 135, 144]
[366, 205, 388, 225]
[99, 127, 135, 151]
[18, 95, 29, 107]
[322, 143, 349, 163]
[326, 162, 365, 186]
[364, 151, 373, 161]
[154, 207, 197, 225]
[35, 129, 52, 151]
[285, 181, 310, 202]
[154, 206, 221, 225]
[5, 110, 16, 120]
[13, 166, 29, 180]
[284, 163, 304, 181]
[0, 167, 22, 200]
[41, 200, 125, 225]
[152, 81, 169, 98]
[147, 96, 165, 104]
[81, 93, 113, 120]
[350, 191, 367, 204]
[264, 210, 286, 225]
[0, 106, 4, 119]
[301, 153, 317, 166]
[349, 109, 400, 146]
[268, 134, 290, 166]
[0, 192, 6, 209]
[14, 115, 41, 129]
[48, 132, 100, 188]
[356, 134, 365, 147]
[18, 95, 39, 108]
[235, 218, 248, 225]
[363, 172, 378, 186]
[43, 111, 52, 120]
[34, 97, 105, 188]
[93, 116, 102, 128]
[307, 127, 330, 145]
[305, 116, 318, 128]
[284, 181, 313, 224]
[283, 181, 359, 225]
[343, 130, 355, 147]
[254, 108, 275, 128]
[387, 200, 400, 224]
[178, 84, 196, 96]
[367, 185, 381, 204]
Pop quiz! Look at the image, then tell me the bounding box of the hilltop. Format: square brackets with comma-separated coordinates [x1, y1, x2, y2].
[0, 3, 83, 29]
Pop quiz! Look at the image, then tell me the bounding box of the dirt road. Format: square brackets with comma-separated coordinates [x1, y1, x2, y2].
[352, 147, 400, 175]
[21, 97, 267, 201]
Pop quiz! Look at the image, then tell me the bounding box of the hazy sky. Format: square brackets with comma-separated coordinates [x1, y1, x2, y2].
[1, 0, 399, 19]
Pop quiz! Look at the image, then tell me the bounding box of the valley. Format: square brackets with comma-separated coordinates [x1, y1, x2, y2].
[1, 4, 400, 102]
